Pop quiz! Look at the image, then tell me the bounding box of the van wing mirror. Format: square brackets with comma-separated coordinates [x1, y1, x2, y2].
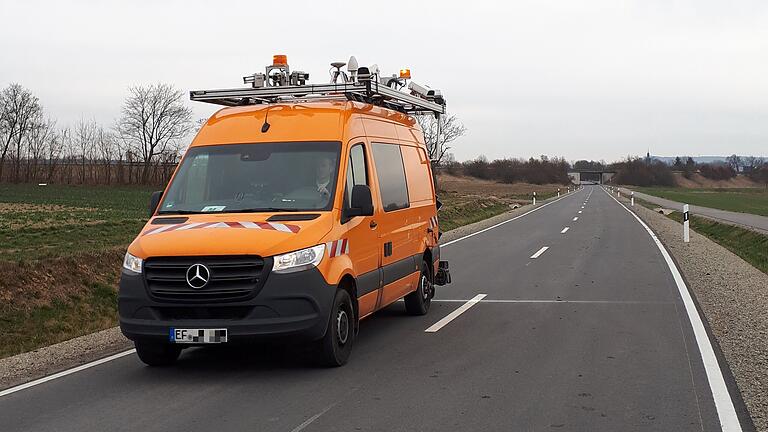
[347, 184, 374, 217]
[149, 191, 163, 217]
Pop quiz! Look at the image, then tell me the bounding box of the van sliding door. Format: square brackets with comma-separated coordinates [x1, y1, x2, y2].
[371, 143, 420, 308]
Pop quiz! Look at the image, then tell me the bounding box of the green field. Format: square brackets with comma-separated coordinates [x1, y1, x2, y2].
[0, 184, 154, 359]
[636, 187, 768, 217]
[0, 184, 154, 261]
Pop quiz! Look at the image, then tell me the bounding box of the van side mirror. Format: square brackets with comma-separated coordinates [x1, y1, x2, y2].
[149, 191, 163, 217]
[347, 185, 374, 217]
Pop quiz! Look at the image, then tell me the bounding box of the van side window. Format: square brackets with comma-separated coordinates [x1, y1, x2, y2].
[372, 143, 410, 212]
[345, 144, 369, 206]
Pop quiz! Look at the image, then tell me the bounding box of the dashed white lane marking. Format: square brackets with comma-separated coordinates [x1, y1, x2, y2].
[425, 294, 487, 332]
[578, 210, 582, 214]
[573, 217, 579, 221]
[602, 187, 743, 432]
[290, 403, 338, 432]
[0, 349, 136, 398]
[530, 246, 549, 259]
[561, 227, 570, 234]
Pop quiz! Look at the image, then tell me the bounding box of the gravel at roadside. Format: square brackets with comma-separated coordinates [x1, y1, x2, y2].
[0, 327, 131, 390]
[618, 192, 768, 431]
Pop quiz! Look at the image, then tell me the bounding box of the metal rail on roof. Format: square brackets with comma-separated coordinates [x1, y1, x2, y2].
[189, 55, 446, 116]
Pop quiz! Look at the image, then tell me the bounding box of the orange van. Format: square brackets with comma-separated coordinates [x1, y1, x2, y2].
[119, 78, 451, 366]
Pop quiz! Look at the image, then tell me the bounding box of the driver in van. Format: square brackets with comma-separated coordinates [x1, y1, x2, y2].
[315, 156, 333, 199]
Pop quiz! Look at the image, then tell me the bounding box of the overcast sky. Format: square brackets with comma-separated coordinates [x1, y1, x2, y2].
[1, 0, 767, 162]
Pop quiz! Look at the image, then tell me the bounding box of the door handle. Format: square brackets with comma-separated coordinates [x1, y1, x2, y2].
[370, 220, 378, 229]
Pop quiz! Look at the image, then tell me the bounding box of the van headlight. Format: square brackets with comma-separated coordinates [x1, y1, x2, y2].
[123, 252, 143, 274]
[272, 244, 325, 274]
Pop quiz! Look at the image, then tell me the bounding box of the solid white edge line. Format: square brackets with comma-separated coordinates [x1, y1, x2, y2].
[601, 187, 742, 432]
[530, 246, 549, 259]
[432, 299, 674, 304]
[441, 190, 579, 248]
[425, 294, 487, 332]
[0, 349, 136, 398]
[561, 227, 570, 234]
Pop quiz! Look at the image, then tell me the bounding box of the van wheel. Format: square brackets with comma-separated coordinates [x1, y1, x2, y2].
[404, 260, 432, 316]
[316, 289, 355, 367]
[135, 340, 181, 366]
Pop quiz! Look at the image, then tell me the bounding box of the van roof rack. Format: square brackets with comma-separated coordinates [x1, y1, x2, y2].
[190, 55, 446, 116]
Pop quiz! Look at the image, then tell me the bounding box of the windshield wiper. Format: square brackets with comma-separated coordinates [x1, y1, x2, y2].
[221, 208, 303, 213]
[156, 210, 207, 215]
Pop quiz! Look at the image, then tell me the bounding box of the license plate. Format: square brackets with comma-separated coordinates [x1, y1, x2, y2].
[170, 328, 227, 344]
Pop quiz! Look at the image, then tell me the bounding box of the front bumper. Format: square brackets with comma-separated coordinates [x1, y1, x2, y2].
[118, 267, 335, 343]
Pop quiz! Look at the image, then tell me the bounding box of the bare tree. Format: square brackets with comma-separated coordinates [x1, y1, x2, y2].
[726, 154, 742, 171]
[24, 115, 56, 182]
[74, 119, 97, 183]
[0, 83, 42, 182]
[46, 126, 66, 182]
[117, 83, 193, 183]
[415, 114, 466, 166]
[96, 126, 116, 184]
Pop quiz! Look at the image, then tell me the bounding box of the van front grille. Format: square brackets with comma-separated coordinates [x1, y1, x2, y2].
[143, 256, 269, 303]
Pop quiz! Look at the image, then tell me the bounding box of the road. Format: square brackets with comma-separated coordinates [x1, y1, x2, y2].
[0, 186, 751, 431]
[619, 187, 768, 234]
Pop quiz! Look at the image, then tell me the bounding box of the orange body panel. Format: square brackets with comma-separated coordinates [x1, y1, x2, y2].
[128, 100, 439, 322]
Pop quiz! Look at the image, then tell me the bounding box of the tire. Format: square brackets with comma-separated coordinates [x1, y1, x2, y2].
[316, 289, 355, 367]
[404, 260, 433, 316]
[135, 340, 182, 366]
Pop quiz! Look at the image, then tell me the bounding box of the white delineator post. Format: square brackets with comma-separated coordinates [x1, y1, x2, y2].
[533, 191, 537, 205]
[631, 191, 634, 207]
[617, 189, 621, 198]
[683, 204, 690, 243]
[557, 188, 561, 197]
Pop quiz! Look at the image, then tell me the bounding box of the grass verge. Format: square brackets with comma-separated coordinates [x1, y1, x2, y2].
[0, 282, 118, 359]
[634, 197, 768, 275]
[438, 192, 511, 232]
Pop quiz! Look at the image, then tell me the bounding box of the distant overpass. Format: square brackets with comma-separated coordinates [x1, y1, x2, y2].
[568, 170, 616, 184]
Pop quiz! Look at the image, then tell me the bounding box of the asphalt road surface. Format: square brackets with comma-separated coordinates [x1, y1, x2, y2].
[620, 187, 768, 234]
[0, 186, 752, 431]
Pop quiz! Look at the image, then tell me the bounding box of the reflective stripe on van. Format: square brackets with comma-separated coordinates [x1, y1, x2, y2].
[142, 221, 301, 236]
[326, 239, 349, 257]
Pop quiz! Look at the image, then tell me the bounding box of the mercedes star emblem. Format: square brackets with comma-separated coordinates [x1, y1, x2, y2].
[186, 263, 210, 289]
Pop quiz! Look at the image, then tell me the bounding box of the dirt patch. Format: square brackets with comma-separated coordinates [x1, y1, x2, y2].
[673, 173, 763, 189]
[438, 174, 566, 201]
[0, 203, 96, 213]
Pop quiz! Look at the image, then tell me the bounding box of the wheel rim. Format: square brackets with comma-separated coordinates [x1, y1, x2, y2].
[336, 308, 349, 345]
[421, 273, 432, 301]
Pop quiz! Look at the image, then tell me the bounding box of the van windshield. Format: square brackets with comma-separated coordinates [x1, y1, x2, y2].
[158, 142, 341, 214]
